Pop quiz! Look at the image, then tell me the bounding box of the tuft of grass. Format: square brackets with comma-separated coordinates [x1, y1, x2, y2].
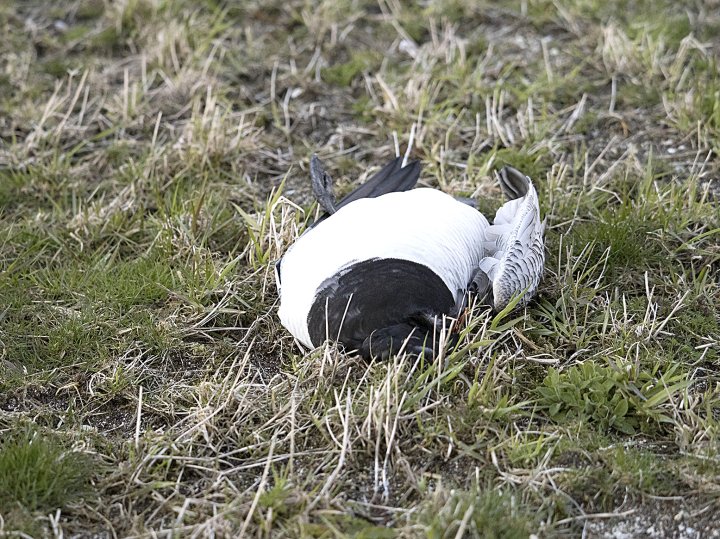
[0, 429, 95, 512]
[416, 486, 540, 539]
[570, 213, 662, 279]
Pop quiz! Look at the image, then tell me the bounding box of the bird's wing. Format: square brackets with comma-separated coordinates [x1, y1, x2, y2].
[336, 156, 420, 209]
[477, 167, 545, 311]
[309, 155, 421, 227]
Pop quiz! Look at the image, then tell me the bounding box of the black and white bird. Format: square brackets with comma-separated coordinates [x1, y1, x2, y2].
[275, 155, 544, 359]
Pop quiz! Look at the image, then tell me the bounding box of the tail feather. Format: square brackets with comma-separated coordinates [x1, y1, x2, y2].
[498, 166, 530, 200]
[481, 167, 545, 311]
[309, 156, 422, 228]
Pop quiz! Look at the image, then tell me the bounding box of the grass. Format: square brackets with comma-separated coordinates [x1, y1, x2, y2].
[1, 0, 719, 537]
[0, 427, 96, 535]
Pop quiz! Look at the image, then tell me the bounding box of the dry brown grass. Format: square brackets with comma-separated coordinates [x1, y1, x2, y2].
[1, 0, 719, 537]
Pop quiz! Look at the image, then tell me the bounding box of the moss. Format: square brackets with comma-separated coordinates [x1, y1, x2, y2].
[297, 516, 397, 538]
[61, 24, 93, 43]
[321, 51, 381, 86]
[41, 58, 72, 78]
[76, 0, 105, 20]
[89, 26, 123, 53]
[558, 446, 693, 513]
[351, 94, 374, 122]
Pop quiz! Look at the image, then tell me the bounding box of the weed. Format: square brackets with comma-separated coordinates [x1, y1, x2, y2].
[537, 361, 689, 434]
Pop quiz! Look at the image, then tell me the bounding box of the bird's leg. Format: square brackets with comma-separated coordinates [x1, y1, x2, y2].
[448, 288, 471, 331]
[451, 288, 470, 319]
[310, 154, 337, 215]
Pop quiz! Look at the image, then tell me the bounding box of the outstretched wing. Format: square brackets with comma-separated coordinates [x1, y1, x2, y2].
[477, 167, 545, 311]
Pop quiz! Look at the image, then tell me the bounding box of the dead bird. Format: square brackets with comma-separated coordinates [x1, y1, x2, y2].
[275, 155, 545, 359]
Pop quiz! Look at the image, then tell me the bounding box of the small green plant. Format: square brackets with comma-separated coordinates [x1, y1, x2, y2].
[538, 363, 637, 433]
[537, 361, 688, 434]
[258, 469, 292, 517]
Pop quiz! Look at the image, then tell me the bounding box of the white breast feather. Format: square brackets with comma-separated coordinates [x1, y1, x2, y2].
[278, 189, 489, 347]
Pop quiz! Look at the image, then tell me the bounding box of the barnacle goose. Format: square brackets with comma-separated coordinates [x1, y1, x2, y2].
[276, 155, 544, 359]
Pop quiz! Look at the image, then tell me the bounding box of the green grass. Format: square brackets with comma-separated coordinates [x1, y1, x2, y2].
[1, 0, 719, 536]
[417, 487, 539, 539]
[0, 428, 95, 511]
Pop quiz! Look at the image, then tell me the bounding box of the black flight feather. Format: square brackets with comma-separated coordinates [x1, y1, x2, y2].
[309, 155, 422, 227]
[335, 157, 421, 210]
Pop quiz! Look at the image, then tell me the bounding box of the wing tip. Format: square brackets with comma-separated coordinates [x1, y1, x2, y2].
[335, 155, 422, 209]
